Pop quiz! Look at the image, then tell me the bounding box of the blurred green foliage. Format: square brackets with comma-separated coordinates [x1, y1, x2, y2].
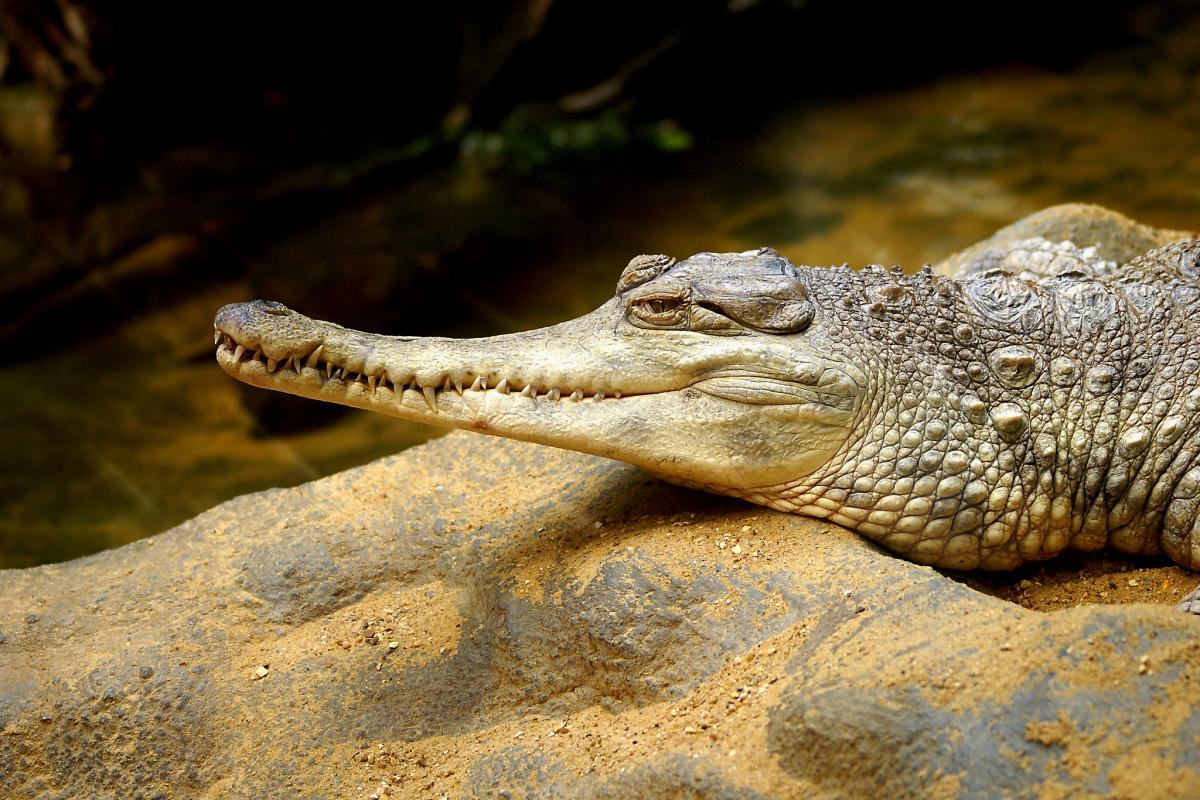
[461, 104, 693, 172]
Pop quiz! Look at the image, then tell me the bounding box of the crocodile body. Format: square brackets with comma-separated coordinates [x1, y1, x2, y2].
[213, 205, 1200, 610]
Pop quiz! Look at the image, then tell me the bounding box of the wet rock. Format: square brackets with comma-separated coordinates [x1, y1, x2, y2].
[1, 433, 1198, 798]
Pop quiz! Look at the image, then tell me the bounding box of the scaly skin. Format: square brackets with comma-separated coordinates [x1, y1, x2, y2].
[214, 210, 1200, 611]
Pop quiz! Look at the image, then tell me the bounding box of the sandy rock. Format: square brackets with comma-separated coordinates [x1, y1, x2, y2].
[1, 433, 1199, 799]
[934, 202, 1195, 276]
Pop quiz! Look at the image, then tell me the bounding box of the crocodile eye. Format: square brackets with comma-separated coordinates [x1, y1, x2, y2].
[630, 296, 687, 327]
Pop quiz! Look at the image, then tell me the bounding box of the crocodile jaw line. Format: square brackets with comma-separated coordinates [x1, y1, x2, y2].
[214, 299, 856, 489]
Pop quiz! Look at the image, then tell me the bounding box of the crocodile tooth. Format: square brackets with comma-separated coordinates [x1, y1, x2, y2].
[305, 345, 324, 369]
[368, 375, 377, 391]
[594, 390, 605, 401]
[613, 391, 622, 399]
[214, 330, 222, 345]
[233, 344, 245, 362]
[290, 355, 302, 374]
[570, 389, 583, 401]
[521, 384, 534, 397]
[547, 388, 560, 401]
[252, 348, 262, 362]
[334, 368, 345, 380]
[267, 357, 278, 372]
[422, 386, 438, 413]
[454, 379, 464, 395]
[496, 378, 509, 395]
[470, 376, 484, 392]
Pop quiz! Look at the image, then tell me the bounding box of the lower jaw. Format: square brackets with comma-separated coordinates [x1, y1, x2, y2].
[215, 344, 631, 423]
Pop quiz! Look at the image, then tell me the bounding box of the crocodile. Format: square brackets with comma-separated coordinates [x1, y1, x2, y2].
[214, 206, 1200, 612]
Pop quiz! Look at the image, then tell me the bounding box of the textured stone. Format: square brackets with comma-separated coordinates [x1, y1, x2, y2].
[1, 433, 1199, 798]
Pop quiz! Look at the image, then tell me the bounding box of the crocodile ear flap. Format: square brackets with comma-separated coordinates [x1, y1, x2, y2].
[717, 296, 815, 333]
[699, 272, 815, 334]
[617, 254, 676, 295]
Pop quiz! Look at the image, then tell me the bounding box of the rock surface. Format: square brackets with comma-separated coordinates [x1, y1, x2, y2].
[934, 203, 1193, 277]
[1, 432, 1199, 799]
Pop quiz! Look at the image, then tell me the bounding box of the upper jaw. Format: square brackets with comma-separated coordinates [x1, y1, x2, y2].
[212, 299, 681, 416]
[213, 299, 859, 412]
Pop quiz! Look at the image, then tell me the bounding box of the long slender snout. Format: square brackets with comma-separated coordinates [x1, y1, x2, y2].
[214, 298, 681, 405]
[213, 295, 858, 490]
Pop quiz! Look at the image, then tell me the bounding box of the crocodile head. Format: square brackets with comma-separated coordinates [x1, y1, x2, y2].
[214, 248, 873, 494]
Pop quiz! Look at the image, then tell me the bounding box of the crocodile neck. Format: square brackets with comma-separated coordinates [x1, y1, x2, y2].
[740, 244, 1200, 569]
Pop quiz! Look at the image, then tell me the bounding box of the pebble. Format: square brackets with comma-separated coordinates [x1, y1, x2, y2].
[1127, 578, 1140, 587]
[254, 665, 269, 679]
[388, 641, 399, 650]
[731, 544, 743, 555]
